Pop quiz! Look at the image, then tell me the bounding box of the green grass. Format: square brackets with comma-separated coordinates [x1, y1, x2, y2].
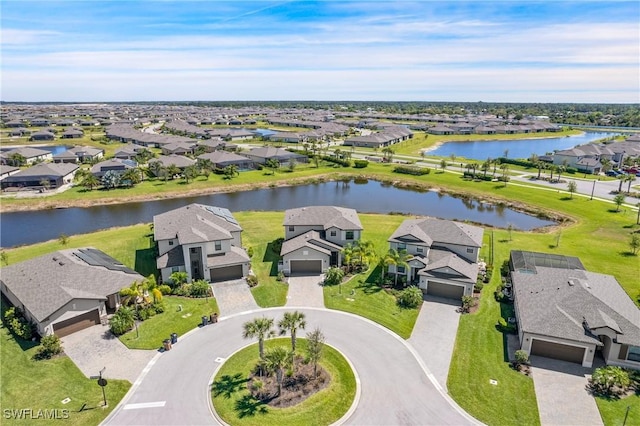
[211, 338, 356, 426]
[0, 309, 130, 425]
[595, 395, 640, 426]
[119, 296, 219, 350]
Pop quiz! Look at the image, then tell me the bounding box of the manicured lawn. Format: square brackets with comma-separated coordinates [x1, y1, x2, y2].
[0, 309, 130, 425]
[211, 338, 356, 426]
[596, 395, 640, 426]
[119, 296, 219, 350]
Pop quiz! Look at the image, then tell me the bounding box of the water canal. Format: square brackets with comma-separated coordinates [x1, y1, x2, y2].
[1, 179, 554, 248]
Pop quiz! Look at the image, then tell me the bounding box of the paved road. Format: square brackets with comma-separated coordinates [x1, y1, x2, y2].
[103, 308, 479, 426]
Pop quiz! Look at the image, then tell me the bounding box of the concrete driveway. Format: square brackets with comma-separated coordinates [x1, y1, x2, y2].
[210, 279, 258, 316]
[408, 295, 462, 391]
[285, 274, 325, 308]
[530, 356, 604, 426]
[103, 308, 480, 426]
[61, 324, 157, 383]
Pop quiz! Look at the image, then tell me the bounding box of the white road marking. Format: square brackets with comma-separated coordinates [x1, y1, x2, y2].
[122, 401, 166, 410]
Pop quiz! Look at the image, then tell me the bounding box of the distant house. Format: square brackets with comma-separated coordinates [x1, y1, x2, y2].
[91, 159, 136, 178]
[387, 218, 484, 299]
[280, 206, 363, 275]
[53, 146, 104, 164]
[1, 162, 78, 190]
[510, 250, 640, 368]
[161, 142, 197, 156]
[113, 144, 146, 161]
[243, 147, 308, 166]
[0, 165, 20, 181]
[151, 154, 196, 170]
[0, 248, 141, 337]
[60, 128, 84, 139]
[553, 145, 615, 172]
[196, 139, 237, 153]
[197, 151, 253, 170]
[1, 147, 53, 165]
[29, 131, 56, 141]
[153, 204, 250, 283]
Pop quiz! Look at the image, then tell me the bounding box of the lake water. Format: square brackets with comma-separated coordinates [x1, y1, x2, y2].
[0, 179, 554, 248]
[427, 131, 620, 160]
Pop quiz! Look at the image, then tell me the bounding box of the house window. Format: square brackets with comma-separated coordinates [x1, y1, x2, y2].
[628, 346, 640, 362]
[215, 241, 222, 251]
[168, 241, 174, 246]
[345, 231, 354, 240]
[397, 243, 406, 250]
[190, 248, 197, 254]
[171, 266, 180, 273]
[289, 226, 295, 232]
[330, 231, 336, 237]
[466, 248, 474, 254]
[416, 247, 423, 253]
[397, 266, 406, 274]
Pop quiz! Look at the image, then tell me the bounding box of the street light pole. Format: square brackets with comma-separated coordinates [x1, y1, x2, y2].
[590, 180, 596, 201]
[99, 367, 107, 407]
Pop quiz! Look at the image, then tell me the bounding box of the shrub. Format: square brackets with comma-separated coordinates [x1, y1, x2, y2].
[35, 335, 63, 360]
[246, 274, 258, 287]
[173, 283, 193, 297]
[320, 155, 351, 167]
[393, 165, 430, 176]
[158, 284, 172, 295]
[460, 295, 476, 313]
[153, 301, 166, 314]
[324, 267, 344, 286]
[109, 306, 135, 336]
[191, 280, 211, 298]
[4, 306, 17, 322]
[353, 159, 369, 168]
[276, 271, 285, 282]
[4, 307, 33, 340]
[474, 282, 484, 292]
[515, 350, 529, 365]
[590, 366, 632, 396]
[247, 246, 254, 258]
[397, 286, 423, 309]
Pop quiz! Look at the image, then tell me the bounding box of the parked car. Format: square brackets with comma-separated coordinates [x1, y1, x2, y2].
[606, 170, 620, 177]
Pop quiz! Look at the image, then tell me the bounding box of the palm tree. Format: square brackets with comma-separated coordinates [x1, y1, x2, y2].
[341, 243, 355, 273]
[384, 248, 411, 286]
[536, 161, 546, 179]
[440, 159, 447, 172]
[8, 153, 26, 167]
[278, 311, 306, 352]
[101, 170, 121, 189]
[481, 159, 491, 177]
[626, 174, 637, 193]
[166, 164, 181, 180]
[121, 168, 141, 187]
[81, 173, 100, 191]
[196, 158, 214, 177]
[182, 165, 199, 183]
[263, 346, 292, 396]
[148, 160, 163, 178]
[306, 327, 325, 379]
[353, 239, 376, 271]
[242, 317, 275, 359]
[223, 164, 239, 179]
[501, 163, 510, 186]
[556, 165, 566, 182]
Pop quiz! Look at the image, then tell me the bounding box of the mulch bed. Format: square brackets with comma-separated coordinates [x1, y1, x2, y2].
[247, 356, 330, 408]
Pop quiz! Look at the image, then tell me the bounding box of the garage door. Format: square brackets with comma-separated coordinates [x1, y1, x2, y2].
[425, 281, 465, 299]
[531, 339, 585, 364]
[290, 260, 322, 275]
[53, 309, 100, 337]
[210, 265, 243, 282]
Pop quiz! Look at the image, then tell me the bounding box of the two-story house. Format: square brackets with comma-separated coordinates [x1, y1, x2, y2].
[387, 218, 484, 299]
[280, 206, 363, 275]
[153, 204, 250, 283]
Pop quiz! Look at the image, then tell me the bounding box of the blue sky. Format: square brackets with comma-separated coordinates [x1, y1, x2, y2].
[1, 1, 638, 102]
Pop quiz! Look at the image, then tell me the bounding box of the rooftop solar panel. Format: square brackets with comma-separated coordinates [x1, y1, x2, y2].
[204, 205, 239, 225]
[75, 248, 137, 274]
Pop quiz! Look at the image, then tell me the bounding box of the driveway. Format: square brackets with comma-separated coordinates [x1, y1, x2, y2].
[210, 279, 259, 316]
[61, 324, 157, 383]
[530, 356, 604, 426]
[408, 295, 462, 391]
[285, 274, 325, 308]
[103, 308, 480, 426]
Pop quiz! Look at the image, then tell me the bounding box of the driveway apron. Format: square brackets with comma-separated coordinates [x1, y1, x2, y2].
[285, 274, 325, 308]
[408, 295, 462, 391]
[61, 324, 156, 383]
[530, 356, 604, 426]
[210, 279, 258, 316]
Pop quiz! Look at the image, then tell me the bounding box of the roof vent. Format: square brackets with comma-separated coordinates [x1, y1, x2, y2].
[52, 256, 58, 261]
[58, 261, 65, 266]
[567, 279, 575, 286]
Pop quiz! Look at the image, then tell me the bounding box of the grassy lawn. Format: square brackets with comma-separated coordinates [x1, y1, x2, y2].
[0, 313, 130, 425]
[211, 338, 356, 426]
[596, 395, 640, 426]
[119, 296, 219, 350]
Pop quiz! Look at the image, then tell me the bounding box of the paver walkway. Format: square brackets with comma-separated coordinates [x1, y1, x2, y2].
[285, 274, 325, 308]
[61, 324, 157, 383]
[530, 356, 604, 426]
[408, 295, 462, 391]
[210, 279, 258, 316]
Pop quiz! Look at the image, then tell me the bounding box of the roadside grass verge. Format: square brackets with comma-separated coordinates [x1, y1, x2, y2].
[119, 296, 218, 350]
[595, 395, 640, 426]
[0, 302, 130, 426]
[211, 338, 356, 426]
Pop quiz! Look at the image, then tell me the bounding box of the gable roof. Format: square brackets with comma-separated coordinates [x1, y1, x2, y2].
[389, 218, 483, 248]
[6, 162, 78, 179]
[280, 230, 343, 256]
[418, 248, 478, 282]
[283, 206, 363, 230]
[0, 248, 142, 322]
[154, 204, 242, 244]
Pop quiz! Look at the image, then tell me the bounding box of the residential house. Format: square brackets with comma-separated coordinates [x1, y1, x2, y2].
[29, 131, 56, 141]
[510, 250, 640, 368]
[197, 151, 254, 170]
[387, 218, 484, 299]
[0, 165, 20, 181]
[91, 159, 136, 178]
[1, 163, 78, 190]
[1, 147, 53, 165]
[151, 154, 196, 171]
[0, 248, 140, 337]
[61, 128, 84, 139]
[553, 145, 616, 171]
[280, 206, 363, 275]
[113, 144, 146, 161]
[153, 204, 250, 283]
[53, 146, 104, 164]
[243, 147, 308, 166]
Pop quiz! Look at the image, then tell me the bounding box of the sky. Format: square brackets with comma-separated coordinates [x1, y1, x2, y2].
[1, 1, 639, 103]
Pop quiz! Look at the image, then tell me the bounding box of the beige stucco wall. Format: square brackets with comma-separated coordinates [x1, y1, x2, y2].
[520, 332, 596, 368]
[282, 247, 329, 275]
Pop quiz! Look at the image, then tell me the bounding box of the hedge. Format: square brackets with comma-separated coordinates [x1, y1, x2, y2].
[393, 165, 431, 176]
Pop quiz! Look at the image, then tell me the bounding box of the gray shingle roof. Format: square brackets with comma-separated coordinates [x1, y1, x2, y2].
[281, 230, 343, 255]
[206, 246, 250, 267]
[154, 204, 242, 244]
[8, 162, 78, 178]
[512, 266, 640, 346]
[283, 206, 363, 230]
[0, 248, 142, 322]
[418, 248, 478, 282]
[388, 218, 483, 248]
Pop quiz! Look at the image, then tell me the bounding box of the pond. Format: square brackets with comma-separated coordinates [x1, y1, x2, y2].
[0, 179, 554, 248]
[426, 131, 620, 160]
